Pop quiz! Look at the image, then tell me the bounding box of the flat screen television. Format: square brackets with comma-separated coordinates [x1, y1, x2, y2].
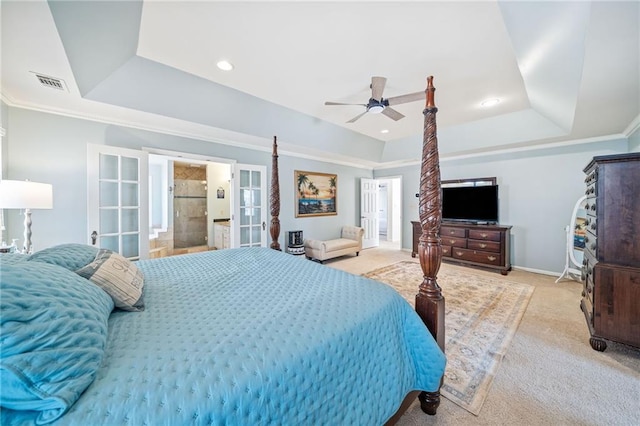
[441, 185, 499, 224]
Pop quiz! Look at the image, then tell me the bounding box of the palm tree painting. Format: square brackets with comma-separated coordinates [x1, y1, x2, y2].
[295, 170, 337, 217]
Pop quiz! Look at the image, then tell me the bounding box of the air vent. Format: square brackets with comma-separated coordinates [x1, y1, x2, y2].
[32, 73, 67, 91]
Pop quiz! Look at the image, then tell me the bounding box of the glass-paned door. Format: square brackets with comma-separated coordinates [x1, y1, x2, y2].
[88, 144, 149, 260]
[232, 164, 267, 248]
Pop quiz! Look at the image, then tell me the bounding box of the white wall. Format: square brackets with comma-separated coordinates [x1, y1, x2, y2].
[375, 138, 629, 274]
[3, 106, 372, 252]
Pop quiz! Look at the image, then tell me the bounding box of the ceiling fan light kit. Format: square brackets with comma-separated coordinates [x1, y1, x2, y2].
[368, 104, 385, 114]
[325, 76, 425, 123]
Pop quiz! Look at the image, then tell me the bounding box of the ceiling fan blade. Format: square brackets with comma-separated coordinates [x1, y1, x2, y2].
[371, 76, 387, 101]
[382, 107, 405, 121]
[347, 111, 369, 123]
[385, 91, 425, 106]
[325, 101, 367, 106]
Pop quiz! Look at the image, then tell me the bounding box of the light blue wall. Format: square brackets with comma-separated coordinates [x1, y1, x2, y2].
[629, 126, 640, 152]
[4, 103, 633, 272]
[375, 138, 629, 274]
[4, 106, 372, 251]
[1, 101, 7, 178]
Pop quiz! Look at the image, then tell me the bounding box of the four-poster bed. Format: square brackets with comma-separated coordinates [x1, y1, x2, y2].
[0, 79, 445, 425]
[268, 76, 446, 416]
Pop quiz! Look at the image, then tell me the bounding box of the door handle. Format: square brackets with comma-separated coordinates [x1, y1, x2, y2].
[262, 221, 266, 230]
[90, 231, 98, 246]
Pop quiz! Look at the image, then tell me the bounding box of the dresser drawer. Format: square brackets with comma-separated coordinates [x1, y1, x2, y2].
[585, 274, 594, 304]
[452, 248, 502, 266]
[585, 230, 597, 258]
[441, 226, 466, 238]
[582, 295, 593, 326]
[442, 245, 452, 257]
[443, 237, 466, 248]
[584, 216, 597, 234]
[468, 229, 502, 242]
[467, 239, 500, 253]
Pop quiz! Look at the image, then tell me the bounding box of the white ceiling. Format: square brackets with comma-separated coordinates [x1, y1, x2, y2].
[1, 1, 638, 167]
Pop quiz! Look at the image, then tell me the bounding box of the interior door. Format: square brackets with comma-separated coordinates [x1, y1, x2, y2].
[87, 144, 149, 260]
[360, 178, 379, 249]
[232, 164, 267, 248]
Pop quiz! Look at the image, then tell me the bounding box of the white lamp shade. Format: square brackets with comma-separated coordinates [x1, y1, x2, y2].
[0, 180, 53, 209]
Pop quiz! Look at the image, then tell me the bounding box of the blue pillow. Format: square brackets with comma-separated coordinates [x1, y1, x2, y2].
[28, 243, 99, 271]
[0, 261, 114, 424]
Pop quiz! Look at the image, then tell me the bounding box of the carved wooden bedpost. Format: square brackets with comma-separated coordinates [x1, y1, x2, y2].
[416, 76, 446, 415]
[270, 136, 281, 251]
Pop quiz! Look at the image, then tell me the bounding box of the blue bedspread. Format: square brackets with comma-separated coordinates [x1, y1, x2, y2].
[3, 248, 445, 425]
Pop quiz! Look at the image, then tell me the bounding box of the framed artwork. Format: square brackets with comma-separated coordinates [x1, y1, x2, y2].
[295, 170, 337, 217]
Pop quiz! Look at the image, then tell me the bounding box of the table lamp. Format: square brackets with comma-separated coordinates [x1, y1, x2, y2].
[0, 180, 53, 254]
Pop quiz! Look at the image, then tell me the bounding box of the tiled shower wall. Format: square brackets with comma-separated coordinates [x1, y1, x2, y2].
[173, 164, 207, 249]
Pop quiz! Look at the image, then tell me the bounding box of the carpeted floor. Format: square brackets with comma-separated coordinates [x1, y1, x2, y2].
[327, 245, 640, 425]
[363, 261, 534, 415]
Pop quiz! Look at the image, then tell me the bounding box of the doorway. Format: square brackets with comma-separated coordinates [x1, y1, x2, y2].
[360, 176, 402, 250]
[377, 177, 402, 250]
[148, 154, 232, 257]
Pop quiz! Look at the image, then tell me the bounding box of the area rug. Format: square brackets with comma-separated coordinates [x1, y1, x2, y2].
[363, 261, 534, 415]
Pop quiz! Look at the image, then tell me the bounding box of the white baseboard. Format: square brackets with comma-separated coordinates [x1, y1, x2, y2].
[512, 265, 561, 277]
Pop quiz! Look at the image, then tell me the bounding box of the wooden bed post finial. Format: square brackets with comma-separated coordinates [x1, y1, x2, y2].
[416, 75, 445, 416]
[270, 136, 281, 251]
[426, 75, 436, 108]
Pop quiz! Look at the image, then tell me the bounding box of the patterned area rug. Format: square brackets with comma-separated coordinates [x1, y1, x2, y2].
[363, 261, 534, 415]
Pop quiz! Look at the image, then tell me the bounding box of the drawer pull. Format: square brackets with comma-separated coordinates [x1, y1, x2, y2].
[449, 239, 456, 244]
[480, 233, 488, 238]
[487, 256, 497, 261]
[449, 230, 456, 235]
[479, 243, 487, 248]
[455, 251, 464, 256]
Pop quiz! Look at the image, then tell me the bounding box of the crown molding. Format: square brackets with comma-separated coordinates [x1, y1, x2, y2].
[623, 113, 640, 137]
[3, 92, 633, 172]
[373, 133, 628, 171]
[2, 95, 374, 170]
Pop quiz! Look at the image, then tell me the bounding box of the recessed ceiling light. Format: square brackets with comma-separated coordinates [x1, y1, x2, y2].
[480, 98, 500, 107]
[380, 129, 389, 134]
[216, 60, 234, 71]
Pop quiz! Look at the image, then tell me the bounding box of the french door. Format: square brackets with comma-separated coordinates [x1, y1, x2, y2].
[87, 144, 149, 260]
[232, 164, 267, 248]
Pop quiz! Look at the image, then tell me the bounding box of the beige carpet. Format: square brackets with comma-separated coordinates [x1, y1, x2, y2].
[329, 246, 639, 425]
[364, 260, 534, 415]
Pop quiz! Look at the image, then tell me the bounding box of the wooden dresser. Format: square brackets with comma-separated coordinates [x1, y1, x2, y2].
[580, 152, 640, 351]
[412, 221, 512, 275]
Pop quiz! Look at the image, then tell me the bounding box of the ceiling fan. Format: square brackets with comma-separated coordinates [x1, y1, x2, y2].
[325, 76, 425, 123]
